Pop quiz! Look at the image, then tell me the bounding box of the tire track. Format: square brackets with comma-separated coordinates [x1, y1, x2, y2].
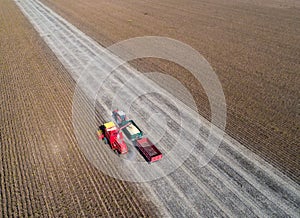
[20, 0, 200, 215]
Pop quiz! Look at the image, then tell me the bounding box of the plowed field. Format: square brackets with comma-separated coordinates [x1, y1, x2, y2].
[42, 0, 300, 182]
[2, 0, 300, 216]
[0, 0, 160, 216]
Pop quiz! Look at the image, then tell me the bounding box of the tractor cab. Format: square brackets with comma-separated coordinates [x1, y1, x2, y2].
[112, 110, 127, 126]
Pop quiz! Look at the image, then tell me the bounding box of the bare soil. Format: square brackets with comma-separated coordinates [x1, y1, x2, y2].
[0, 0, 159, 216]
[42, 0, 300, 183]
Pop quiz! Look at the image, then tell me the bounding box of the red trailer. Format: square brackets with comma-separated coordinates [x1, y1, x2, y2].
[136, 138, 162, 162]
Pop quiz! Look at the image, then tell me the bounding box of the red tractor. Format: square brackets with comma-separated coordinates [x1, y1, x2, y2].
[97, 121, 129, 154]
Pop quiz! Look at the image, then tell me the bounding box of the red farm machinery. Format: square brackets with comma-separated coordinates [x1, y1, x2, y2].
[97, 110, 162, 162]
[97, 121, 129, 154]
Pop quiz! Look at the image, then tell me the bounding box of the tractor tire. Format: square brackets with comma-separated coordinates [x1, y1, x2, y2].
[114, 149, 120, 157]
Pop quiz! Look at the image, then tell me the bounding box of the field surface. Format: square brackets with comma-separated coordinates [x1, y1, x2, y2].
[0, 0, 161, 216]
[42, 0, 300, 182]
[9, 0, 300, 217]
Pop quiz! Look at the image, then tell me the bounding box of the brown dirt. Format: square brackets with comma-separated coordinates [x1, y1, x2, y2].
[0, 0, 160, 216]
[41, 0, 300, 183]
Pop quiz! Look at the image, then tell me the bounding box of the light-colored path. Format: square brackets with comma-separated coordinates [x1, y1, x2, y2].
[15, 0, 300, 217]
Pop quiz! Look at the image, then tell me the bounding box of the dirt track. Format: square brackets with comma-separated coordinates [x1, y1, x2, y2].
[0, 0, 160, 216]
[42, 0, 300, 182]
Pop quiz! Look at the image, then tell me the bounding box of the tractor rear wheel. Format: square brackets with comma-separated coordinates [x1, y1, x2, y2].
[114, 149, 120, 156]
